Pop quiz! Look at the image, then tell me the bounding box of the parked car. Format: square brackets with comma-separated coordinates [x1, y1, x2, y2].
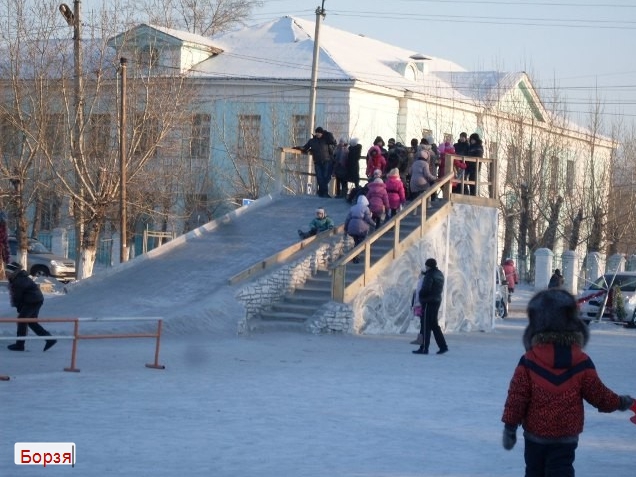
[578, 272, 636, 326]
[495, 265, 509, 318]
[8, 236, 76, 282]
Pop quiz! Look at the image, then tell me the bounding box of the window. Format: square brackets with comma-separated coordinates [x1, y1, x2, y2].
[238, 115, 261, 161]
[292, 115, 308, 147]
[45, 114, 65, 157]
[489, 141, 498, 159]
[566, 160, 574, 190]
[0, 115, 21, 157]
[549, 155, 559, 194]
[190, 114, 210, 160]
[137, 46, 159, 67]
[86, 114, 112, 159]
[133, 114, 159, 158]
[505, 145, 517, 185]
[39, 194, 62, 231]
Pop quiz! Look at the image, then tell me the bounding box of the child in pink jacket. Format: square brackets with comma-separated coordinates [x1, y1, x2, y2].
[385, 168, 405, 219]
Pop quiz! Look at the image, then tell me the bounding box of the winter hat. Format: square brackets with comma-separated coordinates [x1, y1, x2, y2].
[5, 261, 22, 274]
[425, 135, 435, 145]
[315, 127, 324, 134]
[459, 132, 468, 138]
[350, 137, 359, 147]
[388, 138, 396, 146]
[554, 269, 562, 276]
[373, 177, 384, 183]
[387, 168, 399, 177]
[523, 289, 589, 351]
[410, 138, 419, 148]
[316, 208, 325, 216]
[469, 133, 481, 142]
[373, 136, 385, 147]
[425, 258, 437, 268]
[373, 169, 382, 178]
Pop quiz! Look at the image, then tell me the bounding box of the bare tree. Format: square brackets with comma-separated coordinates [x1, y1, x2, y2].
[0, 0, 64, 266]
[132, 0, 263, 36]
[606, 123, 636, 255]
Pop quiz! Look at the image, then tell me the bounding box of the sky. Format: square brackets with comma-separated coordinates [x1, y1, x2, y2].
[248, 0, 636, 130]
[1, 194, 636, 475]
[76, 0, 636, 133]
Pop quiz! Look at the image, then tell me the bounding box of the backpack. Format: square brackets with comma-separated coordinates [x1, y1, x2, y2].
[394, 144, 409, 173]
[324, 130, 337, 156]
[346, 185, 368, 204]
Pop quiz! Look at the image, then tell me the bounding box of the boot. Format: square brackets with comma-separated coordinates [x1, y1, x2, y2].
[43, 340, 57, 352]
[410, 334, 423, 345]
[7, 343, 25, 351]
[412, 347, 428, 355]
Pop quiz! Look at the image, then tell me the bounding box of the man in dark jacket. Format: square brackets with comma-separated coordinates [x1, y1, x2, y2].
[5, 261, 56, 352]
[413, 258, 448, 355]
[465, 132, 484, 196]
[453, 132, 469, 156]
[299, 126, 337, 198]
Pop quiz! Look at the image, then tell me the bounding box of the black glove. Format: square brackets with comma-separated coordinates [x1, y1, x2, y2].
[502, 424, 517, 450]
[618, 395, 635, 411]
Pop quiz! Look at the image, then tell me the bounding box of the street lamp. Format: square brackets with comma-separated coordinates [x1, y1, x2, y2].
[59, 1, 84, 278]
[119, 58, 128, 263]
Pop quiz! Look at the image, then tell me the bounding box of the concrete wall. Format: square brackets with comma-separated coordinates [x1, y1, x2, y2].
[350, 203, 499, 335]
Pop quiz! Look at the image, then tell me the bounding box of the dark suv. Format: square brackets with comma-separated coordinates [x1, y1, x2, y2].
[8, 236, 76, 282]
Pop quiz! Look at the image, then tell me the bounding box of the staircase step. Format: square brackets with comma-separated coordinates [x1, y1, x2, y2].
[297, 282, 331, 293]
[283, 295, 327, 306]
[249, 319, 308, 333]
[271, 302, 320, 315]
[260, 310, 309, 323]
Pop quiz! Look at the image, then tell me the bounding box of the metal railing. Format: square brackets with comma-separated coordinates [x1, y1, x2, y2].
[0, 316, 165, 380]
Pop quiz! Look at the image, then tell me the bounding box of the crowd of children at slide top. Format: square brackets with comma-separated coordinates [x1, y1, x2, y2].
[296, 129, 484, 240]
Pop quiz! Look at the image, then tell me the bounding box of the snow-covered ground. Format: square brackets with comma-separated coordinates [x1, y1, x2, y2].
[1, 281, 635, 476]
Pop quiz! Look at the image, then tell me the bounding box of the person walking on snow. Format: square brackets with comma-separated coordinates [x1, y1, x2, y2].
[503, 258, 519, 303]
[5, 261, 56, 352]
[501, 288, 634, 477]
[548, 269, 564, 288]
[412, 258, 448, 355]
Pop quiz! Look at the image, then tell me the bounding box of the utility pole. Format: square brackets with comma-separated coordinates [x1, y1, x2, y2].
[59, 1, 84, 278]
[119, 58, 128, 263]
[308, 1, 326, 137]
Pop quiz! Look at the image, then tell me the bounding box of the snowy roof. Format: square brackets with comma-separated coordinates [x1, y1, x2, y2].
[191, 17, 484, 103]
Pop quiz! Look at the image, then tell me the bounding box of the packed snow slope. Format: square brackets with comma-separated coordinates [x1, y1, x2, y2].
[38, 194, 353, 336]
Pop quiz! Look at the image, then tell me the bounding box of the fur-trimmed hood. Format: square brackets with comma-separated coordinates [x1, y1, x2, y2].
[528, 330, 588, 348]
[523, 321, 589, 351]
[522, 289, 590, 351]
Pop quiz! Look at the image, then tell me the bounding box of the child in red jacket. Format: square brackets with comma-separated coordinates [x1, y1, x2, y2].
[501, 289, 634, 477]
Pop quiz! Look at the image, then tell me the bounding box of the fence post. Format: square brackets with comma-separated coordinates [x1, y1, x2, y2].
[561, 250, 578, 294]
[534, 248, 553, 290]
